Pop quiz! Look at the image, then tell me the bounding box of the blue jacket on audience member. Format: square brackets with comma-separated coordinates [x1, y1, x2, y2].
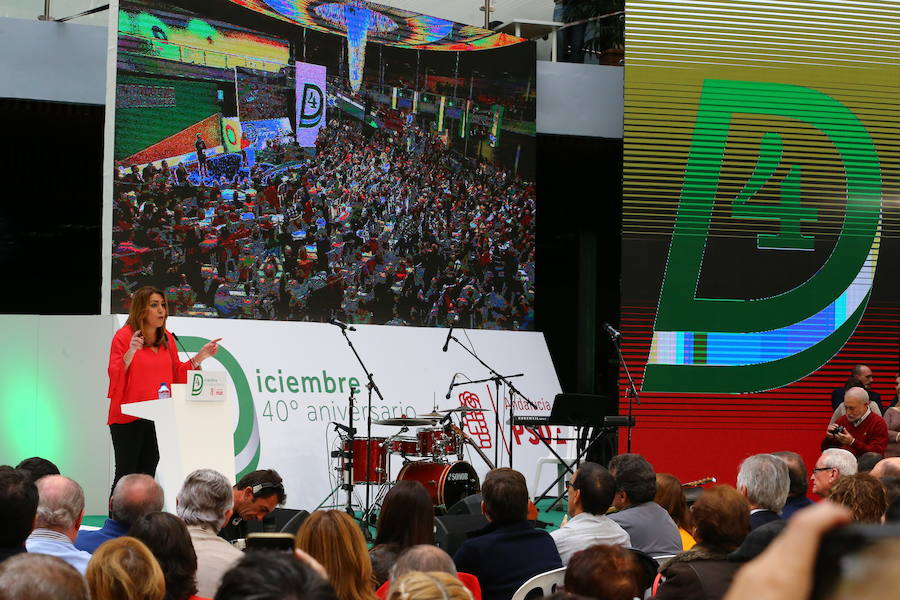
[75, 519, 129, 553]
[454, 521, 562, 600]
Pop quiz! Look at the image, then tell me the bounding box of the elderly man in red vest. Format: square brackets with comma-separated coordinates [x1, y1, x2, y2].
[824, 387, 888, 457]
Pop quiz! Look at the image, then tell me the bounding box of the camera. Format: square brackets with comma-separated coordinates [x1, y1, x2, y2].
[829, 424, 846, 435]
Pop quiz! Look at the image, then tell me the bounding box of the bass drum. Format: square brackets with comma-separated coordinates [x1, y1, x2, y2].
[397, 461, 480, 510]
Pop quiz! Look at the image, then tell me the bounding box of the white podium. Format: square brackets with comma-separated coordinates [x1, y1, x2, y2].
[122, 371, 235, 513]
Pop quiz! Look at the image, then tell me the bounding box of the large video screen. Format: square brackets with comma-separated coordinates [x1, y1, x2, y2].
[111, 0, 536, 329]
[621, 1, 900, 474]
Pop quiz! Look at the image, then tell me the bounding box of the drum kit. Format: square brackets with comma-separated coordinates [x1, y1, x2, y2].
[334, 406, 491, 513]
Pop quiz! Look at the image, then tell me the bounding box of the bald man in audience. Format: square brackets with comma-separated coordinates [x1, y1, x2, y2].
[871, 457, 900, 479]
[823, 387, 888, 456]
[25, 476, 91, 574]
[75, 474, 163, 553]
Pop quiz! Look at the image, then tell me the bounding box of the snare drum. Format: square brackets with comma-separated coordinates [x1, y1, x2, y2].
[396, 461, 480, 509]
[388, 437, 419, 456]
[341, 437, 387, 484]
[416, 426, 459, 457]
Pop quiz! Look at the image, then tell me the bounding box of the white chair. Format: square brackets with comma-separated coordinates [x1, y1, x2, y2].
[511, 566, 567, 600]
[531, 426, 578, 500]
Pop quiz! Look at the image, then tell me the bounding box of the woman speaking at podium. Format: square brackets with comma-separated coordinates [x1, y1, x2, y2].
[107, 286, 220, 492]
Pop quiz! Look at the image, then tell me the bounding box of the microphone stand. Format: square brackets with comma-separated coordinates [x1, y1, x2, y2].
[447, 373, 524, 467]
[335, 325, 384, 523]
[446, 332, 536, 468]
[343, 387, 357, 517]
[607, 329, 640, 453]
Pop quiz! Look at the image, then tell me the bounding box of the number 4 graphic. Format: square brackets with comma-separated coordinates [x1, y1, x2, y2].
[730, 131, 818, 250]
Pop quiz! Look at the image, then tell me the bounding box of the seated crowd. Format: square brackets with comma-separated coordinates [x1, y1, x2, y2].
[2, 382, 900, 600]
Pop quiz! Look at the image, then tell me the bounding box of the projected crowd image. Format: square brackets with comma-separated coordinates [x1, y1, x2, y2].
[112, 0, 536, 329]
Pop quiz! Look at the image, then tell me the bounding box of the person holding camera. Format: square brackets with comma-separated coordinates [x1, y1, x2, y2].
[822, 387, 888, 457]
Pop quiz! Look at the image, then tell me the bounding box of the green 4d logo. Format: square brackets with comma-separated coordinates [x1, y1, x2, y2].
[643, 80, 882, 393]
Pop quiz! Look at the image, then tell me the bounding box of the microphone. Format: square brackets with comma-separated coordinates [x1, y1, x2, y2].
[171, 332, 199, 369]
[445, 373, 458, 400]
[442, 326, 454, 352]
[329, 318, 357, 332]
[602, 323, 621, 340]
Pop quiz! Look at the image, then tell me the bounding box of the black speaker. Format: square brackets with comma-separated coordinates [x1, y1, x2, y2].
[434, 513, 488, 557]
[447, 493, 482, 516]
[276, 509, 311, 536]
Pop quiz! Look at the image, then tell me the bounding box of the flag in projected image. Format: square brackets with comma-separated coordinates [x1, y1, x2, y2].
[295, 62, 326, 147]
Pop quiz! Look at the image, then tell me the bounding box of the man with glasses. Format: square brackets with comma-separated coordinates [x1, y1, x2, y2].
[810, 448, 857, 498]
[550, 462, 630, 565]
[218, 469, 286, 542]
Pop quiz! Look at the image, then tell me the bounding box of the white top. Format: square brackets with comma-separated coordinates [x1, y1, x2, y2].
[550, 512, 631, 565]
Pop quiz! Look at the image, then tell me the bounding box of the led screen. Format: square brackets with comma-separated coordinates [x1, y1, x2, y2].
[111, 0, 536, 329]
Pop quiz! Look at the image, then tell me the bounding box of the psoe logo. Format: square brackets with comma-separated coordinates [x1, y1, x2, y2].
[191, 373, 204, 396]
[298, 84, 323, 128]
[643, 79, 882, 394]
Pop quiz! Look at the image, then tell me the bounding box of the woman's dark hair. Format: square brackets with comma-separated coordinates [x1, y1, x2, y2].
[564, 544, 643, 600]
[215, 552, 337, 600]
[129, 512, 198, 600]
[690, 485, 750, 552]
[373, 480, 434, 548]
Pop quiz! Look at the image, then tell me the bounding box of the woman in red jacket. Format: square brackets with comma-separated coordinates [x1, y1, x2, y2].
[107, 286, 220, 492]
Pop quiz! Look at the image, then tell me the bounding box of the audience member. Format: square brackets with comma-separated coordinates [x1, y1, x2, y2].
[823, 387, 888, 456]
[370, 480, 435, 587]
[0, 553, 89, 600]
[130, 511, 202, 600]
[15, 457, 60, 482]
[771, 451, 813, 518]
[654, 473, 695, 550]
[25, 475, 91, 573]
[0, 468, 38, 563]
[295, 510, 377, 600]
[830, 365, 883, 412]
[884, 374, 900, 457]
[811, 448, 857, 497]
[828, 473, 887, 523]
[737, 454, 789, 530]
[607, 454, 682, 558]
[453, 468, 561, 600]
[723, 501, 852, 600]
[856, 452, 883, 473]
[388, 571, 473, 600]
[880, 477, 900, 522]
[377, 545, 481, 600]
[85, 536, 165, 600]
[654, 485, 750, 600]
[551, 462, 630, 565]
[870, 455, 900, 478]
[829, 537, 900, 600]
[215, 551, 337, 600]
[563, 544, 643, 600]
[219, 469, 286, 542]
[76, 473, 164, 553]
[176, 469, 242, 598]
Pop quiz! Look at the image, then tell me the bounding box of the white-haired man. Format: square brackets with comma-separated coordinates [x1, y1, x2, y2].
[177, 469, 241, 598]
[824, 387, 888, 457]
[737, 454, 790, 530]
[25, 475, 92, 574]
[811, 448, 857, 497]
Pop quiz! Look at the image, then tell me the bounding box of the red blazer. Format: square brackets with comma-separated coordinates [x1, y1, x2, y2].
[107, 324, 193, 425]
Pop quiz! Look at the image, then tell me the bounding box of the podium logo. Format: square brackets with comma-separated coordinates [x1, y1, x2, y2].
[191, 373, 204, 396]
[643, 80, 882, 393]
[298, 84, 324, 128]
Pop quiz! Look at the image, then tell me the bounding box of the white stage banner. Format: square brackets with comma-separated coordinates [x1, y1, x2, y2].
[115, 316, 568, 511]
[295, 61, 326, 147]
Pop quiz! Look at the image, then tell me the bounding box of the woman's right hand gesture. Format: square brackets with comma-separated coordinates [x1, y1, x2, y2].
[124, 330, 143, 368]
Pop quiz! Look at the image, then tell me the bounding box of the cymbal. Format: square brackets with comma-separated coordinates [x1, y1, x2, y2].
[440, 407, 490, 414]
[373, 417, 438, 426]
[419, 411, 444, 419]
